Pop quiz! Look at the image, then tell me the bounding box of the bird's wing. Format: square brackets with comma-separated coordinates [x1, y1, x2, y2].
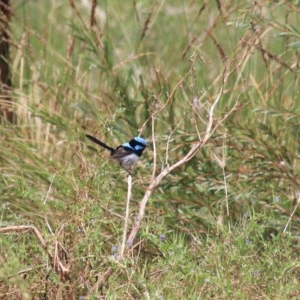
[111, 146, 134, 159]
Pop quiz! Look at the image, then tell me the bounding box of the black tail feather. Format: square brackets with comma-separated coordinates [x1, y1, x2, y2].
[86, 134, 115, 153]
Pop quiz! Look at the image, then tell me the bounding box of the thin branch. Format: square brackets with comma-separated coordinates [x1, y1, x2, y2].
[212, 142, 229, 217]
[0, 225, 69, 281]
[0, 225, 47, 249]
[151, 115, 157, 182]
[139, 65, 194, 135]
[127, 85, 238, 245]
[165, 120, 182, 167]
[119, 174, 133, 258]
[283, 192, 300, 234]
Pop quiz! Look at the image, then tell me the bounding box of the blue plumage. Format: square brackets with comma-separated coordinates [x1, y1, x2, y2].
[86, 134, 147, 169]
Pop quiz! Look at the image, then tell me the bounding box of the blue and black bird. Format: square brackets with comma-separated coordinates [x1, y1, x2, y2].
[86, 134, 147, 170]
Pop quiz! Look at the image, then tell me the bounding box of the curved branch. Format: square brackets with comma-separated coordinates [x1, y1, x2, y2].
[127, 87, 239, 245]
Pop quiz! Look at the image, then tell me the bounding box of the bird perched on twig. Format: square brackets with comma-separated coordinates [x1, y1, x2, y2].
[86, 134, 147, 171]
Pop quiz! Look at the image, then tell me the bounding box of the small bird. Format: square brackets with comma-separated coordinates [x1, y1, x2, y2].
[86, 134, 147, 170]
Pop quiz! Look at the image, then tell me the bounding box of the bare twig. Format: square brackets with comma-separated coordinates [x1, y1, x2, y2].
[151, 115, 157, 182]
[119, 174, 133, 258]
[139, 66, 194, 135]
[127, 86, 239, 245]
[0, 225, 47, 249]
[90, 0, 97, 28]
[212, 141, 229, 217]
[0, 225, 69, 282]
[283, 191, 300, 234]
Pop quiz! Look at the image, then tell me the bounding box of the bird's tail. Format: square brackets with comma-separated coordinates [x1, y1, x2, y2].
[86, 134, 115, 153]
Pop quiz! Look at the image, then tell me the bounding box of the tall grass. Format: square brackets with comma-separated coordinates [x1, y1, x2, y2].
[1, 0, 300, 298]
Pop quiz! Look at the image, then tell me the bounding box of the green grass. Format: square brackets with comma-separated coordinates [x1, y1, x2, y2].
[1, 0, 300, 298]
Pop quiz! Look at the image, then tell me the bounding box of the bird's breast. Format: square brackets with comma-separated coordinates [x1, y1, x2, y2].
[118, 153, 140, 168]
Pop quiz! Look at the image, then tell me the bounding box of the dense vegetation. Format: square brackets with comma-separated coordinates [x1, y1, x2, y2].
[1, 1, 300, 299]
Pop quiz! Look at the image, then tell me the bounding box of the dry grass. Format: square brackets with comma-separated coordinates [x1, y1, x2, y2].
[1, 1, 300, 298]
